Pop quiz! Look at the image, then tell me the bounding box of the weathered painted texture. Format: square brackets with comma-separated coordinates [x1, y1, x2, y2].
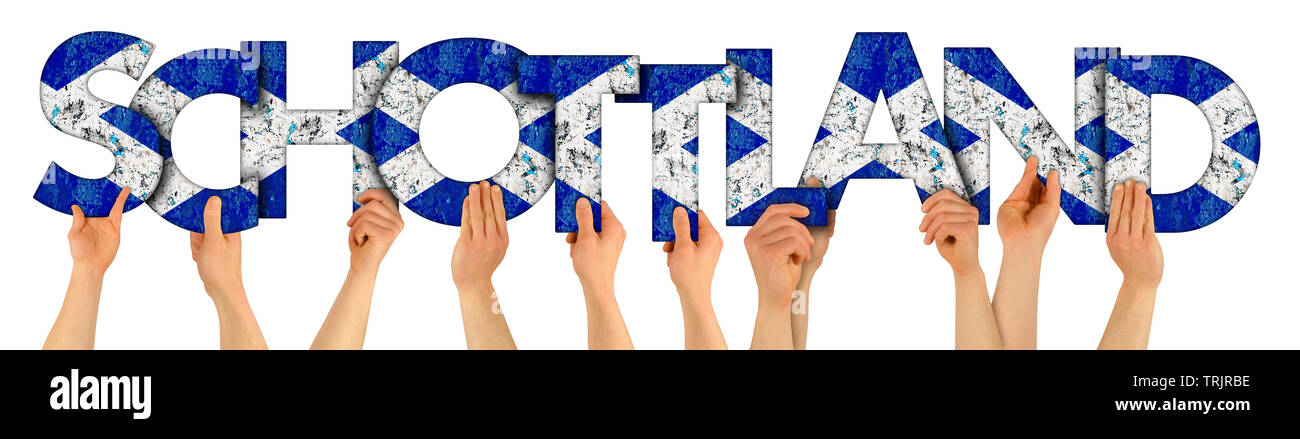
[128, 47, 261, 233]
[725, 49, 827, 228]
[941, 47, 1108, 225]
[36, 32, 161, 217]
[519, 55, 639, 233]
[616, 63, 735, 241]
[286, 41, 401, 210]
[1104, 56, 1258, 232]
[374, 39, 557, 226]
[799, 33, 966, 216]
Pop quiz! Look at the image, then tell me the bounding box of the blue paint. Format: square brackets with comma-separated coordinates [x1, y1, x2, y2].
[41, 32, 141, 90]
[945, 48, 1036, 110]
[615, 64, 726, 110]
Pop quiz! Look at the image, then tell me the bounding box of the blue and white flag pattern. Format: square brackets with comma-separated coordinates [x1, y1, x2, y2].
[36, 32, 161, 217]
[616, 63, 736, 241]
[371, 39, 557, 226]
[1104, 56, 1259, 232]
[519, 55, 640, 233]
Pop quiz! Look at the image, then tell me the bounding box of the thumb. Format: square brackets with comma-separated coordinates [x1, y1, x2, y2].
[671, 206, 695, 248]
[575, 198, 597, 241]
[203, 196, 224, 239]
[1040, 169, 1061, 209]
[69, 205, 86, 233]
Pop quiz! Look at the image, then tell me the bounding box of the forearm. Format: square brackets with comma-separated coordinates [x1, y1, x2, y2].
[954, 268, 1001, 350]
[751, 293, 794, 350]
[210, 286, 268, 350]
[792, 272, 815, 350]
[991, 249, 1043, 349]
[44, 264, 106, 350]
[1098, 282, 1158, 350]
[679, 293, 725, 350]
[311, 268, 377, 350]
[583, 286, 633, 350]
[457, 283, 516, 350]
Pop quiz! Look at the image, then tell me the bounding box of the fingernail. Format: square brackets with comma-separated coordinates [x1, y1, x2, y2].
[674, 207, 685, 218]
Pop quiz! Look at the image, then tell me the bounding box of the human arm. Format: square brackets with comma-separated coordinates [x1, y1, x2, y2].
[44, 188, 130, 350]
[663, 207, 726, 350]
[1098, 180, 1163, 350]
[190, 196, 267, 350]
[311, 189, 404, 350]
[566, 198, 633, 350]
[992, 156, 1061, 349]
[452, 182, 516, 350]
[920, 190, 1001, 350]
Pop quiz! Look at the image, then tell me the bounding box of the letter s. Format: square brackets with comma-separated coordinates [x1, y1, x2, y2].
[36, 32, 163, 217]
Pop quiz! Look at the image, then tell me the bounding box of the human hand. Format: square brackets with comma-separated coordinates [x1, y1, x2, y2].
[189, 196, 244, 303]
[565, 198, 625, 295]
[663, 207, 722, 301]
[801, 178, 836, 284]
[997, 156, 1061, 254]
[920, 190, 981, 276]
[68, 187, 130, 275]
[347, 189, 404, 274]
[452, 181, 509, 296]
[1106, 180, 1163, 289]
[743, 204, 813, 309]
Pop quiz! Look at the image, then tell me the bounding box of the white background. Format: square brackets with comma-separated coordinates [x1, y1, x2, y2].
[1, 0, 1294, 349]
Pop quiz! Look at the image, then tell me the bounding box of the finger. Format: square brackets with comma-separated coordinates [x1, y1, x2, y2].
[1143, 192, 1156, 238]
[459, 195, 473, 239]
[490, 185, 508, 238]
[109, 187, 130, 228]
[792, 239, 811, 263]
[761, 218, 814, 248]
[468, 184, 485, 240]
[351, 221, 367, 247]
[348, 201, 400, 228]
[1041, 169, 1061, 208]
[672, 207, 695, 249]
[1107, 183, 1125, 236]
[937, 222, 973, 244]
[479, 181, 496, 238]
[361, 189, 402, 218]
[354, 217, 399, 246]
[924, 213, 974, 245]
[190, 232, 202, 261]
[70, 205, 86, 233]
[663, 241, 674, 253]
[600, 200, 621, 228]
[806, 177, 823, 188]
[772, 236, 812, 264]
[918, 201, 974, 232]
[565, 232, 577, 244]
[1130, 182, 1148, 238]
[356, 189, 395, 210]
[825, 209, 837, 237]
[920, 189, 962, 212]
[755, 203, 811, 229]
[1117, 180, 1134, 236]
[203, 196, 224, 239]
[575, 198, 597, 241]
[355, 212, 401, 236]
[934, 220, 978, 246]
[227, 232, 240, 247]
[924, 214, 945, 244]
